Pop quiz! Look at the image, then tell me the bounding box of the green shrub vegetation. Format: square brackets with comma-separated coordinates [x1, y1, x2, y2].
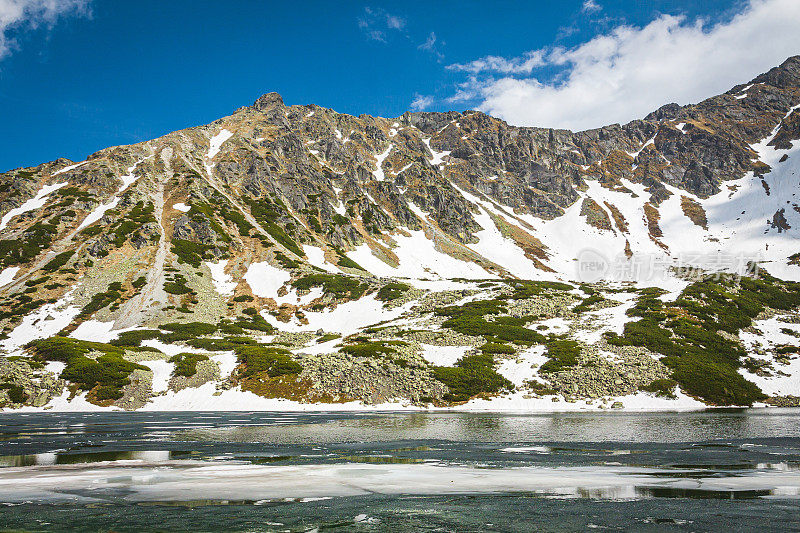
[603, 273, 800, 405]
[376, 282, 410, 302]
[479, 342, 516, 355]
[434, 353, 513, 403]
[26, 337, 146, 400]
[159, 322, 217, 342]
[339, 340, 405, 358]
[78, 281, 125, 319]
[163, 273, 193, 295]
[186, 336, 257, 351]
[0, 221, 59, 267]
[641, 378, 678, 398]
[169, 352, 209, 378]
[292, 274, 369, 300]
[436, 300, 546, 345]
[171, 239, 220, 268]
[539, 340, 581, 373]
[109, 330, 162, 347]
[273, 251, 299, 269]
[333, 248, 365, 271]
[245, 197, 303, 256]
[573, 294, 603, 313]
[42, 250, 75, 272]
[187, 202, 233, 244]
[0, 383, 27, 404]
[506, 280, 573, 299]
[234, 344, 302, 378]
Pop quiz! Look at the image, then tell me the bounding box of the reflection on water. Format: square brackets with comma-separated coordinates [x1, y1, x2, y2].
[0, 450, 175, 467]
[0, 410, 798, 531]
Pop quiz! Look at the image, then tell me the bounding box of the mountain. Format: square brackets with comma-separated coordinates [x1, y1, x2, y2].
[1, 57, 800, 411]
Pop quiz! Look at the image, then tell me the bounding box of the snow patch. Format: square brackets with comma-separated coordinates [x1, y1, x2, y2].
[207, 129, 233, 159]
[419, 344, 471, 366]
[140, 360, 174, 393]
[0, 182, 68, 231]
[0, 267, 19, 287]
[206, 260, 237, 296]
[372, 144, 393, 181]
[303, 245, 340, 273]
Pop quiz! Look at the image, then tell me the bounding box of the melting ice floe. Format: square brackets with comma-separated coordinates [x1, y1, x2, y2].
[1, 462, 797, 503]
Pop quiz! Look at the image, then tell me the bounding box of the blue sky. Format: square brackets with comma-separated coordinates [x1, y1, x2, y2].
[1, 0, 798, 171]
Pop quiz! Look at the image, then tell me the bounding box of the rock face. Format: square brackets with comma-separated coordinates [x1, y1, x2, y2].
[1, 56, 800, 410]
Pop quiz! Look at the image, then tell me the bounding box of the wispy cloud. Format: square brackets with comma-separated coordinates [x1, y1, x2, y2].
[0, 0, 91, 60]
[581, 0, 601, 13]
[418, 31, 443, 61]
[447, 50, 546, 75]
[441, 0, 800, 130]
[358, 7, 405, 42]
[410, 93, 434, 111]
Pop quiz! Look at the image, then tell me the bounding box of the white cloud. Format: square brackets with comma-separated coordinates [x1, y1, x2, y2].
[410, 94, 434, 111]
[448, 50, 546, 75]
[445, 0, 800, 131]
[582, 0, 601, 13]
[0, 0, 90, 60]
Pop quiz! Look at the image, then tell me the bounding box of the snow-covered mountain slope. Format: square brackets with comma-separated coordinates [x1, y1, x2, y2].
[1, 57, 800, 412]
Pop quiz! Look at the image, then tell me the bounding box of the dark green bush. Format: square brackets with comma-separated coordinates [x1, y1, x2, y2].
[292, 274, 368, 300]
[376, 282, 411, 302]
[0, 383, 27, 404]
[26, 337, 145, 399]
[169, 352, 209, 377]
[480, 342, 515, 355]
[340, 341, 404, 358]
[234, 345, 302, 378]
[640, 378, 678, 398]
[434, 353, 513, 403]
[42, 250, 75, 272]
[540, 340, 581, 373]
[109, 329, 162, 347]
[159, 322, 217, 342]
[171, 239, 218, 268]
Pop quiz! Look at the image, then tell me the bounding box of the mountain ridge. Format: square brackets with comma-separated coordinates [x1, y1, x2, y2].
[1, 55, 800, 411]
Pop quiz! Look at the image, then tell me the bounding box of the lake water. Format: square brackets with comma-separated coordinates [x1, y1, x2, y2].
[0, 410, 798, 531]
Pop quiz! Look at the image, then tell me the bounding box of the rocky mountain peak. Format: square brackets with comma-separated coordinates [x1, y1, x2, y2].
[252, 91, 286, 111]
